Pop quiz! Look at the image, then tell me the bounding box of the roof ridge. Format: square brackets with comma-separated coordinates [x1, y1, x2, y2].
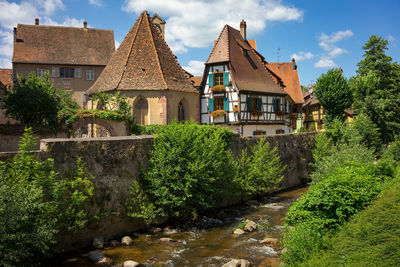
[17, 23, 113, 31]
[114, 12, 144, 90]
[145, 12, 168, 89]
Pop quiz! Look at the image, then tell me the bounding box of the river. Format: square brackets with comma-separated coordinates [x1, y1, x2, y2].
[47, 186, 307, 267]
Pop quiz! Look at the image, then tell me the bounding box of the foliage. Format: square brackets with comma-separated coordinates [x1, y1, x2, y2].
[351, 35, 400, 143]
[235, 137, 284, 198]
[210, 110, 226, 117]
[131, 124, 167, 136]
[301, 85, 309, 93]
[128, 121, 237, 222]
[0, 128, 94, 266]
[301, 180, 400, 267]
[4, 72, 78, 127]
[314, 68, 352, 124]
[310, 132, 332, 168]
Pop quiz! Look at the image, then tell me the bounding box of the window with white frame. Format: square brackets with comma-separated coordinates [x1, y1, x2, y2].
[75, 67, 82, 78]
[86, 70, 95, 80]
[37, 68, 47, 78]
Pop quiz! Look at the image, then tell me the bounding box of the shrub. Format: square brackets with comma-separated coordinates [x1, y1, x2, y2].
[128, 121, 237, 222]
[235, 137, 285, 198]
[0, 128, 94, 265]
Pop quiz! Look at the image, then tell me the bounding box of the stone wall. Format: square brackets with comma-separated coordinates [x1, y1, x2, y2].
[0, 132, 316, 251]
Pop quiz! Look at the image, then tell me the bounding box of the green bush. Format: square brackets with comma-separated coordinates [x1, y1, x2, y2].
[302, 180, 400, 267]
[128, 121, 237, 222]
[0, 128, 94, 266]
[131, 124, 167, 135]
[235, 137, 285, 198]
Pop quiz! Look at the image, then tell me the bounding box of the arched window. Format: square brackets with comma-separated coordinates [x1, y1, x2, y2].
[178, 101, 185, 121]
[134, 98, 148, 125]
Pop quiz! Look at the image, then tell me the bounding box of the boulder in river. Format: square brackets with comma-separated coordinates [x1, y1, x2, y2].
[124, 260, 140, 267]
[233, 229, 245, 235]
[221, 259, 251, 267]
[259, 238, 279, 247]
[149, 227, 162, 233]
[159, 237, 177, 243]
[121, 236, 134, 246]
[244, 220, 257, 232]
[87, 251, 106, 263]
[92, 236, 104, 249]
[110, 240, 121, 247]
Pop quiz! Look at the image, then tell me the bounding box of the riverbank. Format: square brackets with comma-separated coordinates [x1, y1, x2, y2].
[44, 186, 308, 266]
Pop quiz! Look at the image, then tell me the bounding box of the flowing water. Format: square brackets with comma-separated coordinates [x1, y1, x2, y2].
[48, 186, 307, 267]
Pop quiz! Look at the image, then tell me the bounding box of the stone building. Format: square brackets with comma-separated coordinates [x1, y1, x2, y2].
[12, 18, 115, 107]
[86, 11, 199, 125]
[0, 68, 17, 124]
[199, 20, 301, 136]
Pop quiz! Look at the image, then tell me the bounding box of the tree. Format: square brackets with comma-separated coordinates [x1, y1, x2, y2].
[351, 35, 400, 143]
[314, 68, 352, 124]
[4, 72, 78, 127]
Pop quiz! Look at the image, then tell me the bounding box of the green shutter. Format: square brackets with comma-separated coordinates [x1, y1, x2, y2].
[257, 97, 262, 111]
[247, 96, 252, 112]
[224, 97, 229, 111]
[208, 73, 214, 87]
[223, 71, 229, 86]
[273, 98, 278, 112]
[208, 98, 214, 112]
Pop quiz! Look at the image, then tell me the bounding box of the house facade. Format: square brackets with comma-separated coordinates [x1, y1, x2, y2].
[86, 11, 199, 125]
[12, 18, 115, 107]
[200, 20, 298, 136]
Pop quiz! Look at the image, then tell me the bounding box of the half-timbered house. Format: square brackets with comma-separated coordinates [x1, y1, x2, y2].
[199, 20, 296, 136]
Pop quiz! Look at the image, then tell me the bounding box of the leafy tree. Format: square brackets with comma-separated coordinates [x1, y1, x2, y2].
[315, 69, 352, 124]
[301, 85, 309, 93]
[351, 35, 400, 143]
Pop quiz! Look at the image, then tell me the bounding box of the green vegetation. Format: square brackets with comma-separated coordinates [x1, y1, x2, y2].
[0, 128, 94, 266]
[128, 121, 285, 222]
[314, 68, 352, 124]
[4, 72, 78, 127]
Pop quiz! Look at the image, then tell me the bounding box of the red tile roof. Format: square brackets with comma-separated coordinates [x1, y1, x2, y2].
[12, 24, 114, 66]
[206, 25, 286, 95]
[190, 76, 202, 88]
[266, 63, 304, 104]
[0, 69, 12, 89]
[87, 11, 197, 94]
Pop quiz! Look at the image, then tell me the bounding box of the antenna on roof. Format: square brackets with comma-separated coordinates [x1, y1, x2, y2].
[277, 47, 280, 63]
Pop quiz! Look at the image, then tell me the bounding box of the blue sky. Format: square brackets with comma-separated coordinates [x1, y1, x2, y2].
[0, 0, 399, 85]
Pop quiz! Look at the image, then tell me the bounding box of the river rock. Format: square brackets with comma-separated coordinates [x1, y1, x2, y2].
[259, 238, 279, 247]
[87, 251, 106, 263]
[233, 229, 245, 235]
[149, 227, 162, 233]
[121, 236, 134, 246]
[124, 260, 140, 267]
[244, 220, 257, 232]
[93, 236, 104, 249]
[159, 237, 177, 243]
[110, 240, 121, 247]
[221, 259, 251, 267]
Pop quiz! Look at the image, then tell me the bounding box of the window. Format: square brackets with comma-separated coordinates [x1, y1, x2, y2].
[178, 101, 185, 121]
[75, 67, 82, 78]
[51, 67, 59, 77]
[214, 97, 224, 110]
[37, 68, 47, 78]
[60, 67, 74, 78]
[252, 97, 261, 111]
[86, 70, 95, 80]
[134, 98, 148, 125]
[213, 72, 224, 86]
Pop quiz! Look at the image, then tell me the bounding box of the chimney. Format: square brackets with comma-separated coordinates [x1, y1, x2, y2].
[83, 21, 87, 29]
[240, 19, 246, 40]
[13, 27, 17, 43]
[292, 58, 297, 70]
[35, 18, 39, 25]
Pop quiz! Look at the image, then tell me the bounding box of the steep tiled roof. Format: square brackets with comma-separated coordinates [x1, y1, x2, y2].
[12, 24, 114, 65]
[266, 63, 304, 104]
[0, 69, 12, 89]
[190, 76, 202, 88]
[87, 11, 197, 94]
[206, 25, 286, 95]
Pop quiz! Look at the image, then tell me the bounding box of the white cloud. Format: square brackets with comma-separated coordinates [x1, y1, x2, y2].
[315, 58, 336, 68]
[388, 35, 395, 42]
[89, 0, 102, 7]
[122, 0, 303, 53]
[0, 1, 38, 29]
[290, 51, 314, 61]
[0, 30, 13, 57]
[314, 29, 353, 68]
[183, 60, 204, 76]
[36, 0, 65, 15]
[0, 57, 11, 68]
[115, 40, 120, 49]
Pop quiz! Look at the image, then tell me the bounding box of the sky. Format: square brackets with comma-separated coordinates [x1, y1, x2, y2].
[0, 0, 399, 85]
